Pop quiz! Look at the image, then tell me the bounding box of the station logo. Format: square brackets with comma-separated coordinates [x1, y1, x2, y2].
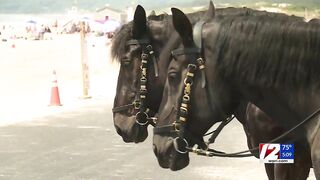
[259, 143, 294, 163]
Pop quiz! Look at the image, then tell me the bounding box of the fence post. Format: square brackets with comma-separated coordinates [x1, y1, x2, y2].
[80, 21, 91, 99]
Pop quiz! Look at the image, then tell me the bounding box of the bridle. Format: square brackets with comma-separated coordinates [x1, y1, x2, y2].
[153, 47, 205, 151]
[153, 20, 233, 154]
[112, 38, 159, 127]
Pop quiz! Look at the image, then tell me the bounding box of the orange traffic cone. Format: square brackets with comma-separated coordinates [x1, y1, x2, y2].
[49, 70, 62, 106]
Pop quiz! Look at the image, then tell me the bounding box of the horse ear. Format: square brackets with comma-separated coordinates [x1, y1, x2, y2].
[132, 5, 147, 37]
[204, 1, 215, 21]
[171, 8, 193, 45]
[149, 10, 156, 16]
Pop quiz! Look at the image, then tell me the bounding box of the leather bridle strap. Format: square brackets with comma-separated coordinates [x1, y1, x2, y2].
[112, 103, 135, 113]
[126, 39, 159, 77]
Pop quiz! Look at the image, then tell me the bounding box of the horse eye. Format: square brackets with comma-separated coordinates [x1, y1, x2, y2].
[172, 55, 177, 61]
[168, 71, 178, 80]
[168, 71, 180, 86]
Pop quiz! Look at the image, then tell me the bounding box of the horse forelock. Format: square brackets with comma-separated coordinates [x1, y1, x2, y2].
[111, 13, 174, 63]
[111, 22, 133, 63]
[212, 14, 320, 89]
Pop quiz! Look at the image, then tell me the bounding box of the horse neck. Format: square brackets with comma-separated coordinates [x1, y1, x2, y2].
[237, 84, 320, 144]
[232, 100, 249, 125]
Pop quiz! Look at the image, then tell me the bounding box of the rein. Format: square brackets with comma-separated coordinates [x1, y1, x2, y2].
[112, 38, 158, 126]
[187, 105, 320, 157]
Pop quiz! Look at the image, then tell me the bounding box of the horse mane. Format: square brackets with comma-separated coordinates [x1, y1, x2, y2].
[214, 14, 320, 89]
[110, 7, 255, 63]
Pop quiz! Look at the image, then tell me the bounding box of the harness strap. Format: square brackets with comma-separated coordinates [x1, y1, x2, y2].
[183, 129, 207, 149]
[207, 115, 234, 144]
[153, 124, 176, 134]
[193, 21, 207, 88]
[112, 104, 134, 113]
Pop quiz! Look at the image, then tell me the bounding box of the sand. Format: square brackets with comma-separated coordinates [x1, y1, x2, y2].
[0, 33, 119, 125]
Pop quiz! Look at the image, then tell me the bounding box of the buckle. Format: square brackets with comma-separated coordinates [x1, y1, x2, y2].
[141, 53, 148, 59]
[133, 100, 140, 109]
[135, 112, 149, 126]
[173, 137, 189, 154]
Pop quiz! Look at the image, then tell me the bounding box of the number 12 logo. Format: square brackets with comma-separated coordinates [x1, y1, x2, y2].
[259, 143, 280, 160]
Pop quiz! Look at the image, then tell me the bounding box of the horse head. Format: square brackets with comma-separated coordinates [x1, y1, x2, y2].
[111, 5, 172, 143]
[152, 6, 230, 171]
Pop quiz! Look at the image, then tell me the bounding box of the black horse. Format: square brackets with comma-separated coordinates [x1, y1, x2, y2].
[112, 4, 312, 180]
[152, 7, 315, 179]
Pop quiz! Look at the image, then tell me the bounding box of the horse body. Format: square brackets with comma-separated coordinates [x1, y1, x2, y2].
[153, 7, 314, 179]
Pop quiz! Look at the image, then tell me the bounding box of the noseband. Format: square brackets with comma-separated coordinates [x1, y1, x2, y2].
[112, 38, 158, 127]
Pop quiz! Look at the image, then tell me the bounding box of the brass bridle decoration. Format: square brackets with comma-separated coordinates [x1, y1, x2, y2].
[135, 45, 157, 126]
